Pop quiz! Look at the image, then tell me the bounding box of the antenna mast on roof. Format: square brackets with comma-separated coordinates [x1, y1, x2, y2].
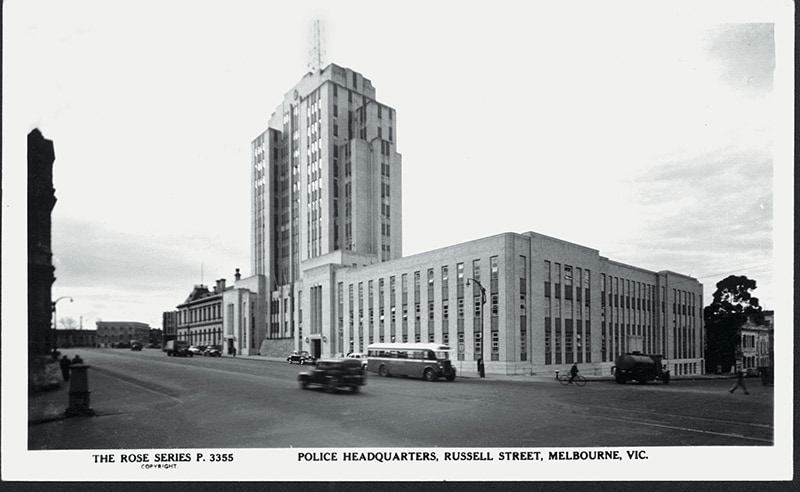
[308, 19, 326, 74]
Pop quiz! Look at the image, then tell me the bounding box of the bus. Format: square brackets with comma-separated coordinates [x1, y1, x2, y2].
[366, 343, 456, 381]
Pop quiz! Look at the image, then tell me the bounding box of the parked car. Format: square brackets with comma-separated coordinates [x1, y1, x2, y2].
[203, 345, 222, 357]
[187, 346, 203, 356]
[130, 340, 143, 351]
[346, 352, 368, 369]
[298, 358, 367, 393]
[287, 350, 316, 365]
[165, 340, 192, 357]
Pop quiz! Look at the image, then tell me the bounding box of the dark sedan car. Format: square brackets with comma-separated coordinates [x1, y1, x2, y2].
[287, 350, 316, 365]
[298, 358, 367, 393]
[203, 345, 222, 357]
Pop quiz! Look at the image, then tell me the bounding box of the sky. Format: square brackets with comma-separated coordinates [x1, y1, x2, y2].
[3, 0, 792, 331]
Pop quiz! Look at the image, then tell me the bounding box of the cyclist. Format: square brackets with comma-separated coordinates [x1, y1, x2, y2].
[568, 363, 579, 384]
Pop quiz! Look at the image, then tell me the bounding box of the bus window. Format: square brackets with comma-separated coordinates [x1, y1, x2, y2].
[426, 351, 436, 360]
[435, 351, 450, 360]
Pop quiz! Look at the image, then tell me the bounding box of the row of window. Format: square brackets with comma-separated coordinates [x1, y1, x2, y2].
[178, 302, 222, 326]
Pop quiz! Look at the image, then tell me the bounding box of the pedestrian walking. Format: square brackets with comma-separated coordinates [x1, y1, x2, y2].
[233, 347, 237, 357]
[59, 355, 71, 381]
[729, 369, 749, 394]
[760, 366, 769, 386]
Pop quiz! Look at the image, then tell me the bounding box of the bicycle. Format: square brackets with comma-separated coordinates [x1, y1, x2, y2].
[558, 373, 586, 386]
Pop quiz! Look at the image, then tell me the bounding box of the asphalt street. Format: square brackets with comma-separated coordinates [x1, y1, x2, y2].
[29, 348, 774, 449]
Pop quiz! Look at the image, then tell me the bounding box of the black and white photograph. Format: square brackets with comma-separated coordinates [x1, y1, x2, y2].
[2, 0, 793, 483]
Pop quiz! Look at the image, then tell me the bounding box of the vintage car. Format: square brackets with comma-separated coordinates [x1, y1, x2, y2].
[297, 358, 367, 393]
[203, 345, 222, 357]
[346, 352, 368, 369]
[287, 350, 316, 365]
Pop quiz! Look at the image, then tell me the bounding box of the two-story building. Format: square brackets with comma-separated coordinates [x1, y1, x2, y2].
[96, 321, 150, 347]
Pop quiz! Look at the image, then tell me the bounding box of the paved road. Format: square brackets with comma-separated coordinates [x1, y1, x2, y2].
[29, 348, 773, 449]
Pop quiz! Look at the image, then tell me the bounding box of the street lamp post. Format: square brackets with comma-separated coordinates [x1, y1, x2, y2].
[466, 277, 486, 378]
[52, 296, 74, 353]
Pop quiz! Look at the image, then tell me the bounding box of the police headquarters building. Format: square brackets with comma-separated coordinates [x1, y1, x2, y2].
[240, 62, 705, 377]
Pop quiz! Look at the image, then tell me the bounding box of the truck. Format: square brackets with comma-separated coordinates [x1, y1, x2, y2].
[612, 352, 670, 384]
[164, 340, 192, 357]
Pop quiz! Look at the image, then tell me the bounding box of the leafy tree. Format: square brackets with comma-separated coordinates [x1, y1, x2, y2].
[704, 275, 763, 373]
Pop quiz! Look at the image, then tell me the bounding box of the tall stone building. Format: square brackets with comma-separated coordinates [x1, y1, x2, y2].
[27, 129, 57, 356]
[252, 63, 402, 343]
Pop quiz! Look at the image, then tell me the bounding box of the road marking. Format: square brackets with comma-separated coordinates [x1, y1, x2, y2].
[580, 403, 774, 430]
[585, 413, 773, 443]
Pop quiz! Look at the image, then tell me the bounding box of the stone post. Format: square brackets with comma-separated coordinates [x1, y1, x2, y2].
[65, 364, 95, 417]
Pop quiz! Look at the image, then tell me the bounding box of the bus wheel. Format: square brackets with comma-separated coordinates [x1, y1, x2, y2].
[423, 368, 435, 382]
[379, 365, 389, 377]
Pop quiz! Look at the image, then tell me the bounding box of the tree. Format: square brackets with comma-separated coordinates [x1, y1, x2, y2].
[704, 275, 763, 373]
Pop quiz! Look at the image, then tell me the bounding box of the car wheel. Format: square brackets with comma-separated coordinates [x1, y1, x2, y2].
[379, 365, 389, 377]
[446, 373, 456, 382]
[351, 385, 360, 393]
[300, 360, 304, 365]
[288, 360, 292, 364]
[325, 377, 339, 394]
[300, 379, 309, 389]
[423, 368, 435, 382]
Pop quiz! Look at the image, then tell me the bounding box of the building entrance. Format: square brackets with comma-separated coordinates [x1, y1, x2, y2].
[311, 339, 321, 359]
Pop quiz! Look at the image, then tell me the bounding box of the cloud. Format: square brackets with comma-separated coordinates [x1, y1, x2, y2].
[50, 218, 248, 327]
[705, 23, 775, 93]
[52, 219, 203, 290]
[616, 145, 773, 301]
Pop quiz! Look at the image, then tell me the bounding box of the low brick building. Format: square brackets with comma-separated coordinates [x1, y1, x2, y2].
[96, 321, 151, 347]
[55, 329, 97, 348]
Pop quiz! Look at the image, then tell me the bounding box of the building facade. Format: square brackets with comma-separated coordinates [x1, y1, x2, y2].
[96, 321, 151, 347]
[28, 129, 57, 356]
[172, 271, 269, 356]
[162, 310, 178, 345]
[251, 63, 403, 346]
[289, 232, 704, 376]
[55, 329, 97, 348]
[250, 63, 704, 376]
[739, 309, 773, 375]
[221, 270, 268, 356]
[176, 281, 225, 348]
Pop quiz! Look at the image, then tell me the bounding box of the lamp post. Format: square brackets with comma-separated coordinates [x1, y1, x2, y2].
[52, 296, 74, 353]
[466, 277, 486, 378]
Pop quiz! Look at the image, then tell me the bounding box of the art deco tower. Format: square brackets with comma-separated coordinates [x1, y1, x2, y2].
[251, 63, 403, 292]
